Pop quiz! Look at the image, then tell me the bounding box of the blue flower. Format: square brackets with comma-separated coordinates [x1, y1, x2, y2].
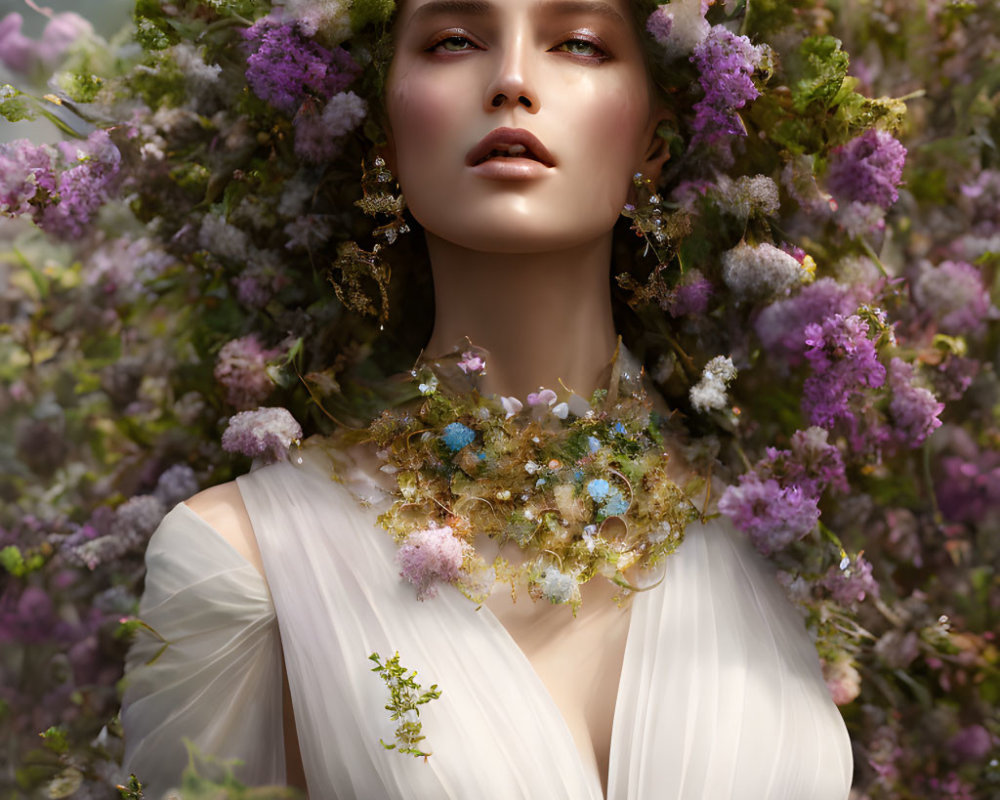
[441, 422, 476, 452]
[587, 435, 601, 453]
[587, 478, 610, 501]
[612, 421, 627, 436]
[601, 488, 630, 517]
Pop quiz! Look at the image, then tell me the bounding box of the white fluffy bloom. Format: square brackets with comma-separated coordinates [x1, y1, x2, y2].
[198, 212, 250, 261]
[286, 0, 351, 43]
[539, 566, 576, 604]
[278, 178, 313, 218]
[648, 0, 711, 59]
[715, 174, 780, 219]
[171, 42, 221, 89]
[690, 355, 737, 413]
[320, 91, 368, 139]
[721, 242, 805, 299]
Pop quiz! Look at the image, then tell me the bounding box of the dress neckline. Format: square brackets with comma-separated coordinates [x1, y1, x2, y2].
[475, 580, 633, 799]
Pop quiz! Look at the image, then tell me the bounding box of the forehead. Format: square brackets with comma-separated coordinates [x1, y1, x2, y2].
[396, 0, 638, 26]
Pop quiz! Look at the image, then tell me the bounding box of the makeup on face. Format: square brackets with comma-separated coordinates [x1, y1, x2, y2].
[386, 0, 665, 254]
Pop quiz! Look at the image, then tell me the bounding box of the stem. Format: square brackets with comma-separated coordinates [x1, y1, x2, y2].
[859, 237, 890, 279]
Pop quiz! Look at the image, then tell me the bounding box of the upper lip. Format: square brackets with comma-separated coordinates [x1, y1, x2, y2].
[466, 128, 556, 167]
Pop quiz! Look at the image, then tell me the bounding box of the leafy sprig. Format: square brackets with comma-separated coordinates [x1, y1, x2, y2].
[369, 651, 442, 759]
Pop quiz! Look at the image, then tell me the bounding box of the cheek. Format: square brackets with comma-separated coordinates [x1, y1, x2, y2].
[387, 70, 468, 176]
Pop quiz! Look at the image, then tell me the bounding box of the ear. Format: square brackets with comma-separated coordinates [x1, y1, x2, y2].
[636, 107, 675, 183]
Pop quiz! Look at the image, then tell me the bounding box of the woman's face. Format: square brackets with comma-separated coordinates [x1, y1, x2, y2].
[385, 0, 667, 254]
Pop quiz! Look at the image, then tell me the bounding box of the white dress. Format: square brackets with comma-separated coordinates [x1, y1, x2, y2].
[120, 442, 854, 800]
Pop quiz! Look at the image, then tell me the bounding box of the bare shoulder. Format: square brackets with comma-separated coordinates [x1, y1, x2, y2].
[185, 481, 266, 578]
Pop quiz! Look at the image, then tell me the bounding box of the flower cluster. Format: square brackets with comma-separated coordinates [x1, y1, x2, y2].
[0, 0, 998, 795]
[364, 349, 700, 610]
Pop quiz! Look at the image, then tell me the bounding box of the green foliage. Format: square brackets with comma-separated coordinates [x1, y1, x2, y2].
[0, 85, 37, 123]
[39, 726, 69, 754]
[369, 651, 442, 758]
[791, 35, 851, 113]
[57, 72, 105, 104]
[351, 0, 397, 31]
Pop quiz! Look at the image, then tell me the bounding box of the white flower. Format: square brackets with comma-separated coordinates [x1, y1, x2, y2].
[690, 355, 737, 413]
[501, 396, 523, 418]
[714, 174, 780, 219]
[650, 0, 710, 59]
[171, 42, 221, 88]
[721, 241, 806, 300]
[320, 91, 367, 139]
[539, 566, 576, 604]
[552, 402, 569, 419]
[198, 211, 250, 261]
[285, 0, 351, 42]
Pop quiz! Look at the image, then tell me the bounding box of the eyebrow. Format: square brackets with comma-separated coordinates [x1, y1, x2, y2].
[408, 0, 627, 25]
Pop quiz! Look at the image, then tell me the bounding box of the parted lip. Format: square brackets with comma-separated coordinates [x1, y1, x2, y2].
[466, 127, 556, 168]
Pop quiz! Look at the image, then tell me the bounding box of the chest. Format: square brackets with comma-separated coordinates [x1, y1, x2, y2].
[484, 579, 632, 796]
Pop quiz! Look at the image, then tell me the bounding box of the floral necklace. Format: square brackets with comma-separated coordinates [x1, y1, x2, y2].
[362, 343, 703, 611]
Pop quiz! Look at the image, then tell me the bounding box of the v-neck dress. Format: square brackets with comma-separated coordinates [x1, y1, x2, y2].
[120, 443, 853, 800]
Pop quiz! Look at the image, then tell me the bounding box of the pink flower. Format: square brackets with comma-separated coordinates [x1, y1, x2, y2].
[221, 407, 303, 464]
[822, 655, 861, 705]
[214, 335, 281, 409]
[397, 524, 465, 600]
[527, 388, 557, 406]
[457, 350, 486, 374]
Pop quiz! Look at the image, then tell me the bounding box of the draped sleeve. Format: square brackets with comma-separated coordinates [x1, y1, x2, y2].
[120, 503, 286, 799]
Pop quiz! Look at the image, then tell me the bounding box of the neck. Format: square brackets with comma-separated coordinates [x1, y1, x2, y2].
[423, 232, 620, 400]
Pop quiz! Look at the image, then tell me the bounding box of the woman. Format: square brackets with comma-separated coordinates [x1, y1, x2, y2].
[121, 0, 853, 797]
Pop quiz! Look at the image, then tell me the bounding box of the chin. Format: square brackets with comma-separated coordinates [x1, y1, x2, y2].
[414, 205, 622, 255]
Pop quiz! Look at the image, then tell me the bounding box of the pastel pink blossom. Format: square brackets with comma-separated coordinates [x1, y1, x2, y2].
[500, 396, 523, 418]
[527, 388, 557, 406]
[457, 351, 486, 374]
[397, 524, 465, 600]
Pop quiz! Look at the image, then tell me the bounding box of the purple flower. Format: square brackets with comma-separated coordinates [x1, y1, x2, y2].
[949, 725, 994, 762]
[664, 269, 713, 316]
[886, 358, 943, 448]
[822, 553, 879, 605]
[221, 407, 303, 463]
[802, 313, 886, 431]
[292, 91, 367, 163]
[110, 495, 167, 552]
[718, 473, 820, 555]
[0, 139, 54, 216]
[397, 524, 465, 600]
[826, 129, 906, 210]
[912, 260, 993, 335]
[214, 335, 280, 409]
[153, 464, 199, 508]
[689, 26, 764, 160]
[756, 279, 859, 367]
[243, 19, 359, 114]
[766, 426, 849, 496]
[936, 452, 1000, 525]
[645, 6, 674, 45]
[0, 12, 92, 73]
[37, 130, 122, 240]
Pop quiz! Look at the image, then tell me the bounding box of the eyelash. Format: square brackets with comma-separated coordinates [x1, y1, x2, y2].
[426, 33, 610, 61]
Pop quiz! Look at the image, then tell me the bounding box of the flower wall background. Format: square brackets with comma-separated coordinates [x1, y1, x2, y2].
[0, 0, 998, 798]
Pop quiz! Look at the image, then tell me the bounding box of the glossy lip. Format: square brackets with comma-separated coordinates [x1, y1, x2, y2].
[466, 127, 556, 169]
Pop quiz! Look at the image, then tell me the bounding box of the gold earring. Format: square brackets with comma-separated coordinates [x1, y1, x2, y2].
[355, 156, 410, 244]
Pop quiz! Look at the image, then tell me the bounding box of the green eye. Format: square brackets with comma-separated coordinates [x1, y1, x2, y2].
[437, 36, 474, 52]
[557, 39, 601, 57]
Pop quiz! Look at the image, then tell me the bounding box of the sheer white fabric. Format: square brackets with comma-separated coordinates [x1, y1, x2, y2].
[121, 443, 853, 799]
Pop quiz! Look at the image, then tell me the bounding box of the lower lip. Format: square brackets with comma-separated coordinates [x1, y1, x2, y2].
[469, 157, 552, 180]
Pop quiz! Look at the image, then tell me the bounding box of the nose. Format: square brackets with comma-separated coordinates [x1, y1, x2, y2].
[484, 31, 539, 113]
